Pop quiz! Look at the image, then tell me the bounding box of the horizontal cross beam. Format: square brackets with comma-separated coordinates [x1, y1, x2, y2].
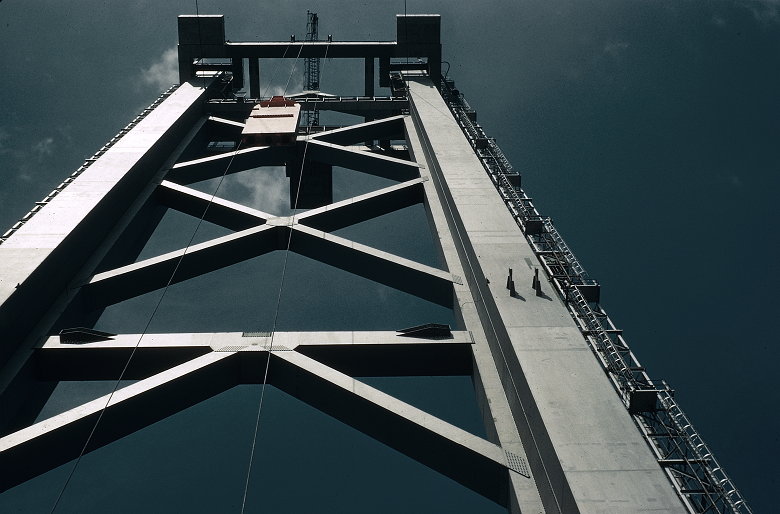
[3, 347, 522, 504]
[36, 331, 474, 380]
[206, 97, 409, 117]
[181, 41, 438, 60]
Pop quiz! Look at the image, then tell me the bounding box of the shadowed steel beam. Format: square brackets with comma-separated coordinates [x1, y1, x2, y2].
[296, 178, 425, 232]
[81, 218, 451, 311]
[207, 97, 409, 117]
[166, 144, 292, 184]
[290, 224, 454, 308]
[225, 41, 399, 58]
[36, 333, 217, 381]
[5, 346, 518, 502]
[267, 350, 513, 506]
[80, 225, 278, 311]
[35, 331, 475, 380]
[0, 352, 239, 492]
[305, 139, 421, 181]
[307, 115, 406, 146]
[162, 176, 425, 233]
[294, 340, 473, 377]
[158, 180, 271, 230]
[184, 42, 440, 60]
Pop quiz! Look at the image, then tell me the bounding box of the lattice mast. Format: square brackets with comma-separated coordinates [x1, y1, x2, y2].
[303, 10, 320, 127]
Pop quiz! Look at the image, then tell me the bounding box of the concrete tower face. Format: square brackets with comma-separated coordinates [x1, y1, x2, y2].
[0, 14, 750, 514]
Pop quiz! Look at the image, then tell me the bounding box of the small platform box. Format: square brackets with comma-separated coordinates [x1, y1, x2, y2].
[242, 96, 301, 147]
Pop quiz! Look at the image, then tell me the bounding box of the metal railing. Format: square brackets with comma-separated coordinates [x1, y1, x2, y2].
[0, 84, 180, 245]
[441, 79, 752, 514]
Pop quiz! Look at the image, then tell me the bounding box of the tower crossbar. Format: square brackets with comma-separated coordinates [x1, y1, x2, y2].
[0, 13, 752, 514]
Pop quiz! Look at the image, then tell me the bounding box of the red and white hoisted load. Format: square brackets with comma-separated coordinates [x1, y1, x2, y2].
[241, 96, 301, 147]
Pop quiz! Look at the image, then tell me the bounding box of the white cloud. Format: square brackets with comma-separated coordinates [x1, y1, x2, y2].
[743, 0, 780, 24]
[235, 167, 290, 215]
[603, 41, 629, 60]
[265, 75, 304, 98]
[260, 60, 305, 98]
[711, 14, 727, 27]
[33, 137, 54, 157]
[142, 47, 179, 91]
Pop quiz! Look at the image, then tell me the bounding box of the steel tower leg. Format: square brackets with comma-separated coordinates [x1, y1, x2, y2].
[405, 72, 688, 513]
[0, 12, 715, 514]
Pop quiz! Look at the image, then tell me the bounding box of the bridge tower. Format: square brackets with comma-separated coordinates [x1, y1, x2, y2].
[0, 13, 751, 514]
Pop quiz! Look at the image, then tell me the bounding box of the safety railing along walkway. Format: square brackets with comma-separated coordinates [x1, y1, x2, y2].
[441, 78, 752, 514]
[0, 84, 180, 245]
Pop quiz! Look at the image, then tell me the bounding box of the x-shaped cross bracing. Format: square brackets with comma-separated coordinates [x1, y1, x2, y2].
[79, 116, 453, 311]
[1, 332, 527, 505]
[80, 177, 453, 311]
[167, 115, 412, 184]
[0, 116, 531, 507]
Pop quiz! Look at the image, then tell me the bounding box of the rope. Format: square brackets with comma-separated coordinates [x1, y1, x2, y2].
[50, 26, 314, 514]
[49, 14, 243, 505]
[239, 39, 330, 514]
[261, 43, 292, 100]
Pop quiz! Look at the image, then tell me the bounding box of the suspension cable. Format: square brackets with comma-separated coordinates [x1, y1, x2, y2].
[49, 15, 255, 507]
[49, 127, 246, 513]
[239, 39, 330, 514]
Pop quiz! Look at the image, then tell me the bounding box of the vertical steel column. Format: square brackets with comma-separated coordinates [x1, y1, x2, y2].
[249, 58, 260, 99]
[231, 57, 244, 91]
[405, 72, 689, 514]
[0, 76, 219, 436]
[365, 58, 375, 98]
[365, 57, 375, 144]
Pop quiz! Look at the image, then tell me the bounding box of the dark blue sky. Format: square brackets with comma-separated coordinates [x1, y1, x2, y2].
[0, 1, 777, 512]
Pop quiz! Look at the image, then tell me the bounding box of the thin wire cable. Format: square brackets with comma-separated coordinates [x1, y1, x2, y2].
[51, 30, 305, 514]
[195, 0, 206, 89]
[283, 42, 305, 94]
[49, 109, 245, 514]
[50, 10, 297, 514]
[239, 40, 330, 514]
[261, 43, 293, 100]
[49, 3, 217, 509]
[404, 1, 409, 64]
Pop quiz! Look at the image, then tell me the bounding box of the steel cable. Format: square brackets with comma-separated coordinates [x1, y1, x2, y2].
[49, 131, 246, 514]
[48, 23, 296, 514]
[239, 39, 330, 514]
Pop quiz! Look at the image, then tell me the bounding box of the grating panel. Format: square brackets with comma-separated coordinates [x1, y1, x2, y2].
[244, 345, 292, 351]
[504, 450, 530, 477]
